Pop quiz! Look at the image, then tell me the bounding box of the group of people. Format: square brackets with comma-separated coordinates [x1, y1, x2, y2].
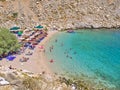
[17, 30, 48, 63]
[64, 48, 77, 60]
[49, 39, 77, 60]
[49, 45, 54, 52]
[19, 56, 29, 62]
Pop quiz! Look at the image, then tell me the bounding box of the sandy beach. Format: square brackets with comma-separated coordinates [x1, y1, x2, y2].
[0, 30, 58, 75]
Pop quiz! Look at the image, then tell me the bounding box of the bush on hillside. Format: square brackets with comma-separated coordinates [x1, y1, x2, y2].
[0, 28, 20, 57]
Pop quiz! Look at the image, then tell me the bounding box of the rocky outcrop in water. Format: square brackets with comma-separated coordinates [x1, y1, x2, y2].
[0, 0, 120, 29]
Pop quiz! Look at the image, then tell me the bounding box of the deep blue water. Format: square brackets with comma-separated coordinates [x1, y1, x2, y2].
[45, 29, 120, 90]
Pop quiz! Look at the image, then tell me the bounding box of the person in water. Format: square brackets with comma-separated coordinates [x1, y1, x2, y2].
[70, 48, 72, 50]
[61, 43, 64, 46]
[66, 55, 69, 58]
[70, 57, 72, 59]
[50, 48, 52, 52]
[55, 39, 57, 42]
[74, 52, 77, 54]
[49, 47, 51, 52]
[51, 45, 54, 49]
[64, 52, 66, 54]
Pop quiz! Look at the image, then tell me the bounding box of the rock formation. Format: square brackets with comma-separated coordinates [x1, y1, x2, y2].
[0, 66, 108, 90]
[0, 0, 120, 30]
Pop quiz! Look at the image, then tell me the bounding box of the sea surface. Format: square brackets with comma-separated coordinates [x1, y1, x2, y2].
[45, 29, 120, 90]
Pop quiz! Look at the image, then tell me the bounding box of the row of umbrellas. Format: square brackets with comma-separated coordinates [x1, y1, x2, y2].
[3, 25, 44, 61]
[10, 25, 43, 31]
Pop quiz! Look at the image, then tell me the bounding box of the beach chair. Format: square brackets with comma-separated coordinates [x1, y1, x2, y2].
[19, 57, 29, 62]
[25, 52, 33, 55]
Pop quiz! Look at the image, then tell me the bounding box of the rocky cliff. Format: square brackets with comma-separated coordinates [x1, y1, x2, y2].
[0, 0, 120, 30]
[0, 66, 108, 90]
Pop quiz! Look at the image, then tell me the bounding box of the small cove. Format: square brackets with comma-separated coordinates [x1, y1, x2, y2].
[45, 29, 120, 90]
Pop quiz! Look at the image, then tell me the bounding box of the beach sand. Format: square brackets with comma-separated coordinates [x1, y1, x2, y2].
[0, 30, 58, 75]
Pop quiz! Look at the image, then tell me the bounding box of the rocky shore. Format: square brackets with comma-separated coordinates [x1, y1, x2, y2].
[0, 0, 120, 30]
[0, 65, 70, 90]
[0, 65, 108, 90]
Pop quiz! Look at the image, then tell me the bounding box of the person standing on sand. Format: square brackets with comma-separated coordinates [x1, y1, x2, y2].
[39, 50, 41, 52]
[43, 49, 45, 53]
[9, 65, 12, 69]
[49, 47, 52, 52]
[51, 45, 54, 49]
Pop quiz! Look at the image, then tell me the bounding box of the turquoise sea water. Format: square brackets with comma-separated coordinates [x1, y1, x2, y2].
[45, 29, 120, 90]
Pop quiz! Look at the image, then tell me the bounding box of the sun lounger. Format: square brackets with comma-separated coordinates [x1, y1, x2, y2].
[25, 52, 33, 55]
[19, 57, 29, 62]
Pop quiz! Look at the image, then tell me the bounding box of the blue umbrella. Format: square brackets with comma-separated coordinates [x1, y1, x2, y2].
[0, 58, 2, 60]
[40, 37, 44, 40]
[6, 55, 16, 61]
[24, 43, 30, 47]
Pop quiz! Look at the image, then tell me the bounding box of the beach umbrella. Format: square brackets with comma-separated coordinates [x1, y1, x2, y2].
[39, 45, 44, 49]
[34, 25, 43, 29]
[40, 37, 44, 40]
[18, 31, 23, 36]
[24, 42, 30, 47]
[0, 58, 2, 60]
[10, 26, 20, 31]
[6, 55, 16, 61]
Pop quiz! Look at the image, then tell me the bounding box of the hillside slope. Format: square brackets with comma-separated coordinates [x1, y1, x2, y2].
[0, 0, 120, 30]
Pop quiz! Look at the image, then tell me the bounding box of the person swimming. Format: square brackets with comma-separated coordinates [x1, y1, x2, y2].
[70, 48, 72, 50]
[66, 55, 69, 58]
[55, 39, 57, 42]
[74, 52, 77, 54]
[70, 57, 72, 59]
[61, 43, 64, 46]
[64, 52, 66, 54]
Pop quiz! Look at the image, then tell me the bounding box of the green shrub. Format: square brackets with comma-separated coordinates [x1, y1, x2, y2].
[0, 0, 6, 2]
[0, 28, 20, 56]
[12, 12, 18, 18]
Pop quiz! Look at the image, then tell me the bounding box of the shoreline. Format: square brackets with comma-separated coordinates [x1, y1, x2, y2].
[61, 28, 120, 31]
[0, 30, 118, 90]
[36, 30, 58, 75]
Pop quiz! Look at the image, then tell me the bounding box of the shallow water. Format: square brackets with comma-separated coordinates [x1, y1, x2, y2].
[45, 29, 120, 90]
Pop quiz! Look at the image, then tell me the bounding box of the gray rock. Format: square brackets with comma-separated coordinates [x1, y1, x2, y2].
[5, 73, 18, 82]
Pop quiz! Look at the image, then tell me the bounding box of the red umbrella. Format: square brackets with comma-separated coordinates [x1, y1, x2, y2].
[32, 42, 38, 45]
